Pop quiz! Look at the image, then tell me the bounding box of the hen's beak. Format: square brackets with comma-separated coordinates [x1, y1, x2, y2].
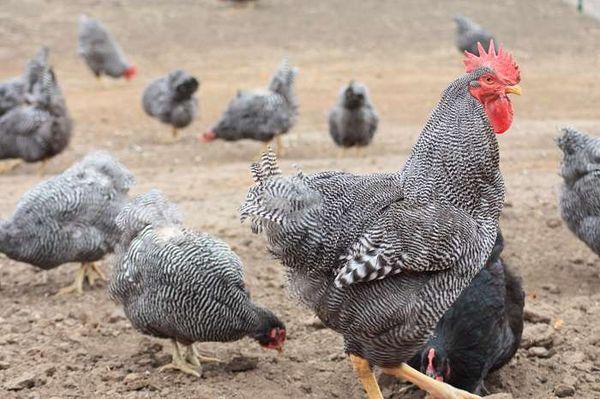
[505, 85, 522, 96]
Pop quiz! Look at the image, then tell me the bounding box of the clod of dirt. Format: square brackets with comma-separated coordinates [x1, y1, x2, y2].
[303, 316, 326, 329]
[485, 394, 514, 399]
[554, 384, 576, 397]
[546, 219, 562, 228]
[0, 361, 10, 370]
[541, 284, 562, 295]
[523, 305, 552, 324]
[108, 308, 127, 324]
[527, 346, 553, 358]
[4, 371, 37, 391]
[225, 355, 259, 372]
[521, 323, 555, 349]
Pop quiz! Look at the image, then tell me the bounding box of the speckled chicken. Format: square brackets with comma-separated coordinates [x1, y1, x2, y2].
[78, 14, 137, 81]
[557, 127, 600, 255]
[109, 190, 285, 377]
[201, 59, 298, 155]
[0, 151, 134, 294]
[328, 80, 379, 157]
[142, 70, 199, 139]
[0, 63, 72, 174]
[409, 230, 524, 394]
[0, 47, 50, 118]
[241, 43, 521, 399]
[454, 15, 496, 56]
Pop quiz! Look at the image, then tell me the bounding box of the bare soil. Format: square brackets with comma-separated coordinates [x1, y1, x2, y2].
[0, 0, 599, 398]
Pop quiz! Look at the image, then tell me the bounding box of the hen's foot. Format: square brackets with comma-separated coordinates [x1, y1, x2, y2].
[159, 340, 202, 377]
[0, 160, 22, 174]
[382, 363, 480, 399]
[56, 262, 106, 296]
[349, 355, 383, 399]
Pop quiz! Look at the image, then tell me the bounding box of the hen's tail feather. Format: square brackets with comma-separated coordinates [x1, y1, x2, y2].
[241, 151, 320, 234]
[116, 189, 181, 245]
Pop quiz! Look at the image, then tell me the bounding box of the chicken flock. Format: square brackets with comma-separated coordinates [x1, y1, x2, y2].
[0, 8, 593, 399]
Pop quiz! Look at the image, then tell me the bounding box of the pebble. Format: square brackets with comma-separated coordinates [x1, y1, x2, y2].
[0, 361, 10, 370]
[302, 316, 326, 329]
[527, 346, 552, 358]
[521, 323, 554, 349]
[546, 219, 562, 228]
[486, 394, 514, 399]
[541, 284, 561, 295]
[225, 355, 259, 372]
[523, 305, 552, 324]
[107, 308, 126, 324]
[554, 384, 575, 397]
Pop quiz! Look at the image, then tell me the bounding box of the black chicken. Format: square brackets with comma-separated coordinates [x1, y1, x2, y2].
[409, 231, 525, 394]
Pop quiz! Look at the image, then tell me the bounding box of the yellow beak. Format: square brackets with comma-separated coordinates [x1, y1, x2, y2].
[505, 85, 522, 96]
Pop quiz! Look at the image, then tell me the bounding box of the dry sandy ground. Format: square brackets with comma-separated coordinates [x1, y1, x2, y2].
[0, 0, 599, 398]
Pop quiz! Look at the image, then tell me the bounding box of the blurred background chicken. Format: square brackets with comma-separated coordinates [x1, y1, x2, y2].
[142, 70, 200, 140]
[201, 59, 298, 156]
[454, 15, 497, 56]
[0, 63, 72, 175]
[0, 47, 49, 118]
[409, 231, 525, 395]
[0, 151, 134, 294]
[557, 127, 600, 255]
[109, 190, 285, 377]
[241, 44, 520, 399]
[328, 80, 379, 158]
[78, 14, 137, 81]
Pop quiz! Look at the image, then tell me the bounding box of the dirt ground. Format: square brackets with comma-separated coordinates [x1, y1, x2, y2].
[0, 0, 599, 398]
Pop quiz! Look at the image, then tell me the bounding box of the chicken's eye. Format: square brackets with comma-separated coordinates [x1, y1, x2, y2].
[484, 76, 494, 84]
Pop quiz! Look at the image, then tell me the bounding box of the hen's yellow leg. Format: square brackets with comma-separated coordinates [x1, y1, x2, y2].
[0, 160, 22, 174]
[382, 363, 481, 399]
[350, 355, 383, 399]
[56, 262, 106, 296]
[159, 340, 201, 377]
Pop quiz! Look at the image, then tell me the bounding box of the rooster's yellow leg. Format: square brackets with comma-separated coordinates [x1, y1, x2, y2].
[0, 160, 22, 174]
[159, 340, 201, 377]
[349, 355, 383, 399]
[382, 363, 481, 399]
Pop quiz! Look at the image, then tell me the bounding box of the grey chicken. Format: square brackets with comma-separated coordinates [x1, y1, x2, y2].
[0, 151, 134, 294]
[241, 42, 521, 398]
[454, 15, 497, 56]
[0, 47, 50, 118]
[77, 14, 137, 81]
[409, 230, 525, 395]
[109, 190, 285, 377]
[0, 63, 72, 175]
[328, 80, 379, 158]
[201, 59, 298, 156]
[557, 127, 600, 255]
[142, 70, 200, 139]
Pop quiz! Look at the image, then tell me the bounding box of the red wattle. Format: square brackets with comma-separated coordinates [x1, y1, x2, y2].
[484, 95, 513, 134]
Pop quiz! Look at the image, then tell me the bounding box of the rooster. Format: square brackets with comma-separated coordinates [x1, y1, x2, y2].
[200, 59, 298, 156]
[142, 70, 200, 139]
[328, 80, 379, 158]
[454, 15, 497, 56]
[409, 231, 525, 394]
[557, 127, 600, 255]
[110, 190, 285, 377]
[77, 14, 137, 81]
[240, 41, 520, 399]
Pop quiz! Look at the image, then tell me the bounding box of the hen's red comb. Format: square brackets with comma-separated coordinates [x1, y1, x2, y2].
[463, 40, 520, 85]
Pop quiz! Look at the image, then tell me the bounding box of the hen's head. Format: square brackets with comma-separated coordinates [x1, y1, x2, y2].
[252, 308, 286, 353]
[342, 80, 369, 110]
[420, 347, 451, 382]
[124, 65, 137, 80]
[557, 127, 600, 183]
[464, 41, 521, 134]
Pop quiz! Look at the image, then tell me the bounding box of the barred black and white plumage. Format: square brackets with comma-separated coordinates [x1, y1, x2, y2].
[557, 127, 600, 255]
[0, 64, 72, 164]
[0, 47, 49, 117]
[454, 15, 496, 56]
[241, 65, 506, 368]
[77, 14, 136, 80]
[328, 80, 379, 149]
[206, 59, 298, 143]
[142, 70, 199, 130]
[110, 190, 285, 375]
[0, 151, 134, 269]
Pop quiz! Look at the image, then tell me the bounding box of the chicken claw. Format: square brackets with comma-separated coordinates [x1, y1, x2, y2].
[56, 262, 106, 295]
[382, 363, 481, 399]
[159, 340, 202, 377]
[349, 355, 383, 399]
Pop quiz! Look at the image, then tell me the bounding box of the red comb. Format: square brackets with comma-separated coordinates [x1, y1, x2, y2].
[463, 40, 520, 85]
